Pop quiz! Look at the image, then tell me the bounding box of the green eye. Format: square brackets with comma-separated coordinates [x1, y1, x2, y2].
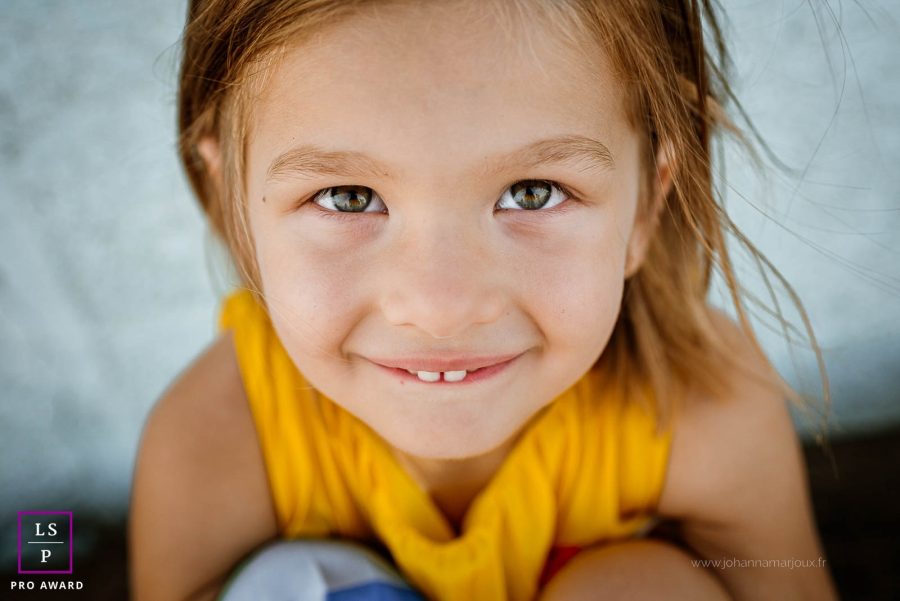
[315, 185, 382, 212]
[498, 180, 568, 211]
[510, 180, 551, 209]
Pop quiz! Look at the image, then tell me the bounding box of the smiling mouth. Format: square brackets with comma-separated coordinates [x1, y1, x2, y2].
[371, 355, 522, 385]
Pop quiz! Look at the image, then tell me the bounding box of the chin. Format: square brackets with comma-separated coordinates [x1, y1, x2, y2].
[394, 441, 491, 462]
[379, 415, 519, 461]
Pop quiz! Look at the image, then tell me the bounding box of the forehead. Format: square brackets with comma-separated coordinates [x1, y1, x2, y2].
[247, 0, 630, 180]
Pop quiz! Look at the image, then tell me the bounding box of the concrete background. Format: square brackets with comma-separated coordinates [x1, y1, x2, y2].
[1, 0, 898, 553]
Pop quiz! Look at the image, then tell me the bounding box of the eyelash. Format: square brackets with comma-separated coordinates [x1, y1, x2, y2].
[304, 180, 578, 222]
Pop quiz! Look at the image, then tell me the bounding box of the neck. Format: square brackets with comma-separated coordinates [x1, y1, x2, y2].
[390, 435, 520, 532]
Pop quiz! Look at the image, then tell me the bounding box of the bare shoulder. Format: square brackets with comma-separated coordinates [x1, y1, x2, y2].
[657, 308, 791, 522]
[656, 309, 838, 600]
[129, 332, 278, 601]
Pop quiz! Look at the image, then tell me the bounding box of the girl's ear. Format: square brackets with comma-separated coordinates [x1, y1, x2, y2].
[624, 142, 674, 278]
[196, 136, 224, 198]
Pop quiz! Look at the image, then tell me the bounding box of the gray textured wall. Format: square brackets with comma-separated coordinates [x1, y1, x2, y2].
[1, 0, 898, 537]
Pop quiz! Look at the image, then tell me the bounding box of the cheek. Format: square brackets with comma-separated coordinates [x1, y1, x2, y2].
[251, 213, 371, 359]
[511, 212, 628, 355]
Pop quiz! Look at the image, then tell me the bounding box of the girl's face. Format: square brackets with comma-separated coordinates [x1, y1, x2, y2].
[243, 2, 657, 460]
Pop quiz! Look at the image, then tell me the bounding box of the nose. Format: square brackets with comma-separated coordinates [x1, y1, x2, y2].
[378, 217, 507, 339]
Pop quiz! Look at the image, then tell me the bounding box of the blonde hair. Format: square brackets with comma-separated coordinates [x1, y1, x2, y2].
[177, 0, 829, 438]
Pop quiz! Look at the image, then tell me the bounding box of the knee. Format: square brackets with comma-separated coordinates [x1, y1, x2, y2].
[538, 538, 732, 601]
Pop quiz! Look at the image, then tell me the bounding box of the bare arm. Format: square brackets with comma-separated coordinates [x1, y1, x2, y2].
[657, 314, 839, 601]
[129, 332, 279, 601]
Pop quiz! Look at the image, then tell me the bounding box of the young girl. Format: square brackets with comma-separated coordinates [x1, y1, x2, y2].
[129, 0, 839, 599]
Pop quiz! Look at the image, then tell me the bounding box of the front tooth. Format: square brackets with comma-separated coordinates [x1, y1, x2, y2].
[415, 370, 441, 382]
[443, 370, 467, 382]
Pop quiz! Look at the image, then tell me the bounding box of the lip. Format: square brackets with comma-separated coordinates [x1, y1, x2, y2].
[368, 353, 523, 373]
[368, 353, 524, 385]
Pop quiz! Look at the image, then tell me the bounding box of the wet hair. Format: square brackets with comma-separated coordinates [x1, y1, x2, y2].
[177, 0, 828, 435]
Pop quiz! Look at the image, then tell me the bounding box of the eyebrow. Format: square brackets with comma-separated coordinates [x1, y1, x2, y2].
[265, 134, 615, 183]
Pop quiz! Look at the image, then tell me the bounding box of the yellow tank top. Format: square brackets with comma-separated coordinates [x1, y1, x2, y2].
[219, 289, 673, 601]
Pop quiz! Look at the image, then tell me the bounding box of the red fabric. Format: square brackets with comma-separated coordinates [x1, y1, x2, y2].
[538, 545, 583, 589]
